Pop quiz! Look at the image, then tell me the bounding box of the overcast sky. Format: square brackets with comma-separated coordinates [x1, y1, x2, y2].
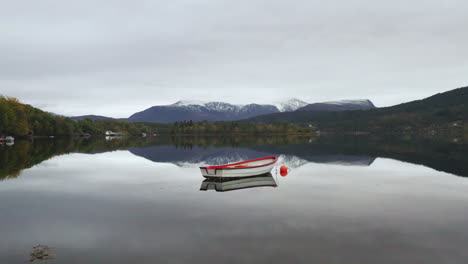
[1, 0, 467, 117]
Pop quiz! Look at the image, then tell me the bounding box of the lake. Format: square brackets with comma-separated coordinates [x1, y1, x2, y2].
[1, 136, 467, 263]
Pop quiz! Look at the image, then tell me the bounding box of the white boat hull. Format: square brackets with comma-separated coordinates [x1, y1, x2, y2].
[200, 162, 276, 178]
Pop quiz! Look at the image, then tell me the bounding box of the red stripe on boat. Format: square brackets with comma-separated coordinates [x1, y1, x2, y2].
[200, 156, 278, 170]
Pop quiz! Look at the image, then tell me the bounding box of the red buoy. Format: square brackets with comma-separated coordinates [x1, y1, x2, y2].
[280, 165, 289, 177]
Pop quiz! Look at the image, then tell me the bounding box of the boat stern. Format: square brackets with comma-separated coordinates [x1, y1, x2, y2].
[199, 167, 220, 177]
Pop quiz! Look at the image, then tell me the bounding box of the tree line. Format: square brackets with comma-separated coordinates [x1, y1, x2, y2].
[0, 97, 310, 137]
[0, 96, 173, 137]
[170, 120, 309, 135]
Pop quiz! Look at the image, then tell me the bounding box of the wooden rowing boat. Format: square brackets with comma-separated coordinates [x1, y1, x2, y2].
[199, 156, 278, 178]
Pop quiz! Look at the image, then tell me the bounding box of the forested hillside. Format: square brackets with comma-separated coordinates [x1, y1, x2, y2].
[247, 86, 468, 134]
[0, 96, 171, 136]
[0, 97, 75, 136]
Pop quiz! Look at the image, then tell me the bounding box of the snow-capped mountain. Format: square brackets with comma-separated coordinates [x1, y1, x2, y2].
[297, 99, 376, 112]
[126, 98, 376, 123]
[172, 99, 308, 113]
[172, 101, 243, 112]
[127, 100, 280, 123]
[274, 98, 308, 112]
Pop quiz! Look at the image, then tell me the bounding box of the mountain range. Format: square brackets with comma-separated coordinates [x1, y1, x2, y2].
[71, 98, 376, 123]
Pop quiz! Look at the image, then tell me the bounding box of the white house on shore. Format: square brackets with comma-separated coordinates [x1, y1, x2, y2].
[105, 130, 123, 136]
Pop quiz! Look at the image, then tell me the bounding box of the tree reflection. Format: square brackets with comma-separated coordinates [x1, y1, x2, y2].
[0, 135, 467, 181]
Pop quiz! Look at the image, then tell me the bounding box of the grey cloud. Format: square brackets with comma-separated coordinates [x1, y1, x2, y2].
[1, 0, 467, 116]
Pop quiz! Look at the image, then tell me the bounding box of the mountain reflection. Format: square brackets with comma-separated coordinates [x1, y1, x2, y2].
[128, 145, 376, 169]
[1, 135, 468, 181]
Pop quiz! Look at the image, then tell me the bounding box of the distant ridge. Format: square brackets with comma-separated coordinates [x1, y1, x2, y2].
[70, 115, 114, 121]
[297, 99, 376, 112]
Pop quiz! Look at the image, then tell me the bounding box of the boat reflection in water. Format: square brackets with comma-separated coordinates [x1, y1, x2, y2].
[200, 173, 278, 192]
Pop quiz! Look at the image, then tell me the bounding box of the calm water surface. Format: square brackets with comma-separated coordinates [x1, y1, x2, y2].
[1, 136, 467, 263]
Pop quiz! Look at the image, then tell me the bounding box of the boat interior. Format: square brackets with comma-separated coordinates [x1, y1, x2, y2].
[223, 157, 277, 168]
